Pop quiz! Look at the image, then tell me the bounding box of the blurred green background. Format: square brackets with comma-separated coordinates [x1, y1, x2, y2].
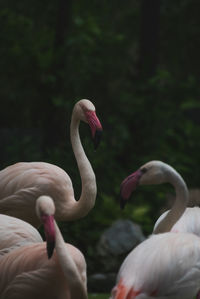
[89, 294, 108, 299]
[1, 0, 200, 293]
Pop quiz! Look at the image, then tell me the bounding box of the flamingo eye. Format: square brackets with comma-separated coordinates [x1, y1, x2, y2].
[141, 167, 147, 173]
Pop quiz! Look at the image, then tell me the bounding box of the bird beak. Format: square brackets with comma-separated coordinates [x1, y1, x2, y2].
[119, 170, 143, 209]
[119, 193, 128, 210]
[47, 239, 55, 259]
[42, 214, 56, 259]
[93, 129, 102, 150]
[85, 110, 103, 149]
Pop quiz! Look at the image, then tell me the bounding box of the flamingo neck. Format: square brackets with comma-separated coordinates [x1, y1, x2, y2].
[154, 168, 189, 234]
[54, 221, 87, 299]
[68, 110, 97, 219]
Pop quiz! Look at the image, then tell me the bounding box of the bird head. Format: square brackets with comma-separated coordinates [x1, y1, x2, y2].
[120, 161, 166, 209]
[75, 99, 103, 150]
[36, 195, 56, 259]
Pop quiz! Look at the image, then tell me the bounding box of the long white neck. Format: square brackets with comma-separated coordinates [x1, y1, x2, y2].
[153, 166, 189, 234]
[68, 108, 97, 219]
[54, 221, 88, 299]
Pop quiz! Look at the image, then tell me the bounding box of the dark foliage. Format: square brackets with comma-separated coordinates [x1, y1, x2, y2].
[1, 0, 200, 275]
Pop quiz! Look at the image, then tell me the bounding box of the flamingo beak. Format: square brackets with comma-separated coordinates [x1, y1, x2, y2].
[94, 129, 102, 150]
[85, 110, 103, 149]
[119, 169, 143, 209]
[42, 214, 56, 259]
[47, 239, 55, 259]
[119, 193, 128, 210]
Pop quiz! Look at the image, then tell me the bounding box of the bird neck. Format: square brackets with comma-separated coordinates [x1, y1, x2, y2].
[54, 221, 88, 299]
[69, 110, 97, 219]
[154, 168, 189, 234]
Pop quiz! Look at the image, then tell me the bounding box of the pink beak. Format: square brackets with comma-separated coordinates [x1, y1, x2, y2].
[41, 214, 56, 259]
[120, 169, 143, 209]
[85, 110, 103, 149]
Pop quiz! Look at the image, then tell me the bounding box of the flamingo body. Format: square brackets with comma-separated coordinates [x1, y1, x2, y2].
[0, 214, 42, 255]
[111, 232, 200, 299]
[0, 242, 86, 299]
[0, 162, 74, 227]
[154, 206, 200, 236]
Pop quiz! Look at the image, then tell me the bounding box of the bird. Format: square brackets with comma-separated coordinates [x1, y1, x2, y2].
[0, 214, 42, 256]
[116, 161, 200, 298]
[0, 195, 88, 299]
[0, 99, 103, 227]
[120, 160, 200, 235]
[110, 232, 200, 299]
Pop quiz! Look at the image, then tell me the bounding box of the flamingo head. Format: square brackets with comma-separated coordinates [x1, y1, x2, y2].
[76, 99, 103, 149]
[120, 161, 166, 209]
[120, 169, 144, 209]
[36, 196, 56, 259]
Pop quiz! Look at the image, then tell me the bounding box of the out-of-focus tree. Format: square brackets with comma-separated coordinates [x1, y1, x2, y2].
[0, 0, 200, 276]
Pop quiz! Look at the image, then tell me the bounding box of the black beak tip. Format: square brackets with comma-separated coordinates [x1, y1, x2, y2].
[119, 193, 127, 210]
[47, 241, 55, 259]
[93, 129, 102, 150]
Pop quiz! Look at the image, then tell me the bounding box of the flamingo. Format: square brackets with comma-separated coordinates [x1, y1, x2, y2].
[120, 160, 200, 235]
[112, 161, 200, 298]
[0, 214, 42, 256]
[110, 232, 200, 299]
[0, 195, 88, 299]
[0, 99, 102, 227]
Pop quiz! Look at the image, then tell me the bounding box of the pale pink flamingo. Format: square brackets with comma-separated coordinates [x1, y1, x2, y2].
[0, 195, 87, 299]
[120, 160, 200, 235]
[110, 232, 200, 299]
[0, 99, 102, 227]
[0, 214, 42, 256]
[117, 161, 200, 298]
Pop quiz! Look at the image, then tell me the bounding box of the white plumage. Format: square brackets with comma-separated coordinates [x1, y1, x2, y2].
[111, 232, 200, 299]
[116, 160, 200, 298]
[0, 214, 42, 256]
[154, 206, 200, 236]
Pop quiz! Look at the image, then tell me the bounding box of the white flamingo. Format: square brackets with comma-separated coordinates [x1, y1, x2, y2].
[120, 160, 200, 235]
[115, 160, 200, 298]
[110, 232, 200, 299]
[0, 99, 102, 227]
[0, 214, 42, 256]
[0, 195, 87, 299]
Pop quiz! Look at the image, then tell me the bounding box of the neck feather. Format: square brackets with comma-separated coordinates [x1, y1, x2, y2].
[68, 109, 97, 219]
[154, 167, 189, 234]
[54, 221, 88, 299]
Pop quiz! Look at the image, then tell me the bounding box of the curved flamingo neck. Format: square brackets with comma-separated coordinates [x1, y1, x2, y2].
[54, 221, 87, 299]
[68, 109, 97, 219]
[153, 166, 189, 234]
